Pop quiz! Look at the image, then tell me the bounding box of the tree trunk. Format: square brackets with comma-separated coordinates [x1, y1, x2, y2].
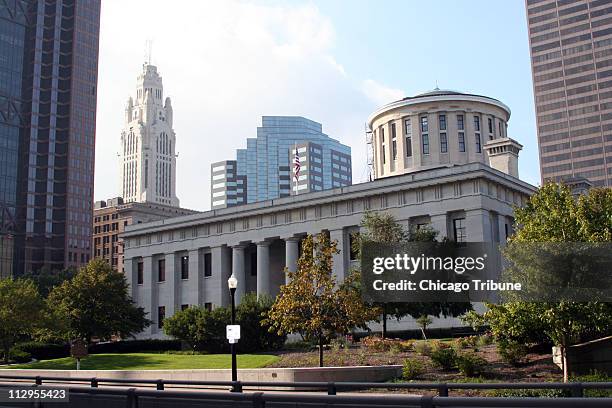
[421, 327, 427, 340]
[318, 334, 324, 367]
[382, 306, 388, 339]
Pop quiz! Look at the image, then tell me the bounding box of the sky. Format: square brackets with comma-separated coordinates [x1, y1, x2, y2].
[94, 0, 539, 211]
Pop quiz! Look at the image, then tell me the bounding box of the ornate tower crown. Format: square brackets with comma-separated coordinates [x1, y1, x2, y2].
[119, 63, 179, 207]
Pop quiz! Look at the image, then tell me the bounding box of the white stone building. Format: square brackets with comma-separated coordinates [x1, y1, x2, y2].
[119, 63, 179, 207]
[122, 90, 536, 339]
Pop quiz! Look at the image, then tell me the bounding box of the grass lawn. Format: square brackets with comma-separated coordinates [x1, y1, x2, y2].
[4, 353, 279, 370]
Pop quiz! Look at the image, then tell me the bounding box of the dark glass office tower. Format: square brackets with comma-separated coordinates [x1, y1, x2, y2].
[526, 0, 612, 187]
[0, 0, 100, 276]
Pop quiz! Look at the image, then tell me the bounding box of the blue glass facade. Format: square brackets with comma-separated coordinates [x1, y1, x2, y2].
[229, 116, 351, 205]
[0, 3, 26, 276]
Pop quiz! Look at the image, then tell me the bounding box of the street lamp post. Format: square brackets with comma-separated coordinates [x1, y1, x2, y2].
[227, 274, 238, 387]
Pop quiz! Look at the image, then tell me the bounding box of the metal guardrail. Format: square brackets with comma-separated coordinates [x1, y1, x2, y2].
[0, 374, 611, 397]
[0, 383, 611, 408]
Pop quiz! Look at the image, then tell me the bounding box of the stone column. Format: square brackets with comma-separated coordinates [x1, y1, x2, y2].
[329, 229, 346, 282]
[211, 245, 232, 307]
[188, 249, 201, 306]
[284, 237, 300, 284]
[166, 252, 178, 318]
[256, 241, 271, 297]
[124, 257, 136, 299]
[232, 245, 247, 303]
[430, 214, 448, 240]
[142, 256, 156, 335]
[465, 209, 492, 242]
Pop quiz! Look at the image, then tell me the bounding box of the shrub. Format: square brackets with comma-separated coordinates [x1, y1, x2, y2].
[284, 340, 315, 351]
[8, 349, 31, 363]
[430, 339, 450, 352]
[430, 348, 457, 370]
[402, 358, 425, 380]
[465, 336, 479, 347]
[477, 333, 494, 347]
[453, 338, 470, 351]
[455, 352, 487, 376]
[398, 340, 414, 352]
[571, 372, 612, 398]
[330, 337, 349, 352]
[361, 336, 394, 352]
[12, 342, 70, 361]
[497, 340, 528, 366]
[414, 341, 431, 356]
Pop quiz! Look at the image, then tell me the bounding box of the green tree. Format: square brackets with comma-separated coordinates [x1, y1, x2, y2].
[163, 294, 285, 353]
[476, 183, 612, 382]
[163, 306, 229, 352]
[416, 315, 433, 340]
[267, 233, 376, 367]
[0, 279, 46, 362]
[357, 211, 471, 337]
[22, 266, 76, 297]
[47, 259, 150, 344]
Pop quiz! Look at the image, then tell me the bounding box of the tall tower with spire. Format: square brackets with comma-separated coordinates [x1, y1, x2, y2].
[119, 63, 179, 206]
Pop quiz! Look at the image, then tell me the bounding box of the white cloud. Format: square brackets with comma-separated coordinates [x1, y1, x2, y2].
[95, 0, 388, 210]
[361, 79, 405, 106]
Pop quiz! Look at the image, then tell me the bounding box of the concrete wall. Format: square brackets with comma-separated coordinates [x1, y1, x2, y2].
[2, 366, 402, 390]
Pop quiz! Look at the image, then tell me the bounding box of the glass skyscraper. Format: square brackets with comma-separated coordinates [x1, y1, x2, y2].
[211, 116, 352, 209]
[0, 0, 100, 276]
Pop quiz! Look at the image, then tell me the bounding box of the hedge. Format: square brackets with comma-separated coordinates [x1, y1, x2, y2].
[12, 342, 70, 361]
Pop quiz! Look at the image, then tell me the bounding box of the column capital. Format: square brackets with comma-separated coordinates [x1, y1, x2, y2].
[283, 236, 301, 242]
[256, 240, 272, 247]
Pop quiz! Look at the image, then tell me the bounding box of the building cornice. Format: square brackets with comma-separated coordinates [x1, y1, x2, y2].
[122, 163, 536, 238]
[367, 94, 512, 129]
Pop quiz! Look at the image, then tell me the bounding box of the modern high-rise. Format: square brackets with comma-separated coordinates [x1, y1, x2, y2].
[0, 0, 100, 276]
[211, 116, 352, 209]
[526, 0, 612, 187]
[119, 63, 179, 207]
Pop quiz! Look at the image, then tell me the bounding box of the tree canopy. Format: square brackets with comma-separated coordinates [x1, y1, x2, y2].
[474, 183, 612, 381]
[0, 278, 46, 362]
[47, 259, 150, 343]
[267, 233, 377, 366]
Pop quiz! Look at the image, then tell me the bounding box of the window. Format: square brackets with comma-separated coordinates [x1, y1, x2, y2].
[158, 259, 166, 282]
[404, 118, 412, 157]
[204, 253, 212, 277]
[204, 303, 212, 311]
[137, 261, 143, 284]
[457, 114, 464, 130]
[453, 218, 466, 243]
[381, 127, 386, 164]
[181, 304, 189, 311]
[488, 117, 493, 134]
[457, 114, 466, 152]
[440, 132, 448, 153]
[439, 114, 447, 131]
[420, 116, 429, 155]
[181, 255, 189, 279]
[474, 116, 482, 153]
[391, 123, 397, 160]
[349, 232, 360, 261]
[158, 306, 165, 328]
